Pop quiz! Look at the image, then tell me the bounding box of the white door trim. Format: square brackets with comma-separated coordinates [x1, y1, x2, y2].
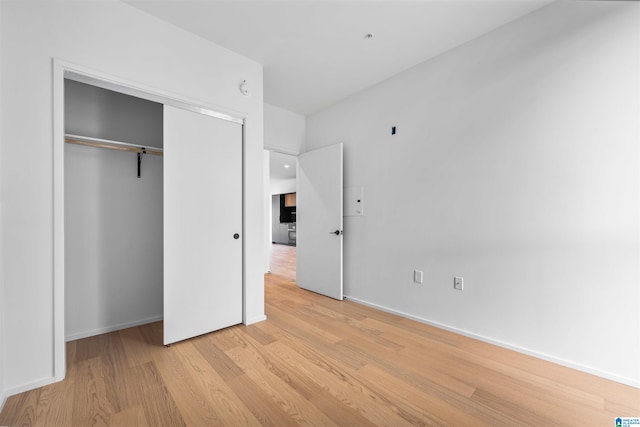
[52, 58, 246, 381]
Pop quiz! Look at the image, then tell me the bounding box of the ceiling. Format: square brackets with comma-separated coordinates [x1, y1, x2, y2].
[270, 151, 297, 182]
[123, 0, 553, 116]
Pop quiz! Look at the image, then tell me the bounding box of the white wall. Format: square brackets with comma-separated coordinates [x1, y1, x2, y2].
[0, 0, 264, 397]
[307, 1, 640, 386]
[65, 81, 164, 340]
[65, 79, 163, 147]
[264, 103, 305, 155]
[270, 179, 297, 196]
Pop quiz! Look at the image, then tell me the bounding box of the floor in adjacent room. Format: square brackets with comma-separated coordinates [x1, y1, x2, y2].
[1, 244, 638, 426]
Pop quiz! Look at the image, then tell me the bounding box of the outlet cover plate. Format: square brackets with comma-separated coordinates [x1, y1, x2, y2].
[454, 277, 464, 290]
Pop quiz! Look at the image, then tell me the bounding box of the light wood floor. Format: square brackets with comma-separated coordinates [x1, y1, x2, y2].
[1, 244, 638, 426]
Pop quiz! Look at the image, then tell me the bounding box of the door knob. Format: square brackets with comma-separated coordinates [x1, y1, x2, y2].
[233, 233, 240, 239]
[329, 230, 342, 235]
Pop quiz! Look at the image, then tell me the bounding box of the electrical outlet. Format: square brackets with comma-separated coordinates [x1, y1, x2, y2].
[414, 270, 423, 284]
[454, 277, 464, 291]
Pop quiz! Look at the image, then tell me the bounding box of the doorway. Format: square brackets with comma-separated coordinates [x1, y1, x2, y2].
[264, 144, 344, 300]
[267, 151, 298, 276]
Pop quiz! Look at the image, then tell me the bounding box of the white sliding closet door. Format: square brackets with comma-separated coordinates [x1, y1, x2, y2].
[163, 105, 243, 345]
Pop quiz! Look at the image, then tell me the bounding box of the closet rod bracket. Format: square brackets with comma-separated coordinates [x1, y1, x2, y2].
[137, 149, 146, 178]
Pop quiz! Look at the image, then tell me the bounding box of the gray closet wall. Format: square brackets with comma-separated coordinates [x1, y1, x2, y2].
[65, 80, 164, 340]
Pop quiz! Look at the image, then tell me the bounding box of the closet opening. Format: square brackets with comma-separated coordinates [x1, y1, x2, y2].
[64, 79, 164, 342]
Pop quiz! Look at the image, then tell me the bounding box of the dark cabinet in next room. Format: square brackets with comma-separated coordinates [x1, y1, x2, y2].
[280, 193, 296, 223]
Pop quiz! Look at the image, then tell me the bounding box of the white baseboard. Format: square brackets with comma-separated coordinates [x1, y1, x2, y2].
[345, 295, 640, 389]
[3, 376, 57, 405]
[245, 314, 267, 325]
[65, 315, 163, 342]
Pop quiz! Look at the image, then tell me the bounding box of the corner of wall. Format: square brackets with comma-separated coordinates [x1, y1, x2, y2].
[0, 0, 7, 412]
[0, 202, 5, 414]
[0, 392, 6, 418]
[0, 224, 5, 422]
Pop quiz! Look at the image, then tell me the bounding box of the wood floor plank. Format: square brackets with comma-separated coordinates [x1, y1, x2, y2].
[358, 363, 490, 427]
[0, 392, 26, 425]
[267, 338, 418, 427]
[100, 331, 135, 413]
[360, 317, 461, 355]
[172, 342, 261, 427]
[138, 319, 164, 347]
[119, 325, 154, 368]
[336, 340, 519, 425]
[307, 392, 380, 427]
[226, 374, 300, 427]
[268, 243, 297, 279]
[230, 324, 380, 427]
[1, 243, 638, 426]
[266, 305, 368, 370]
[108, 405, 149, 427]
[284, 300, 408, 355]
[399, 336, 617, 421]
[72, 356, 116, 427]
[1, 388, 40, 426]
[191, 333, 245, 381]
[434, 346, 607, 415]
[265, 303, 343, 345]
[150, 341, 260, 426]
[33, 379, 74, 427]
[225, 331, 340, 426]
[225, 330, 315, 402]
[65, 339, 78, 382]
[123, 362, 186, 427]
[147, 344, 229, 426]
[242, 323, 278, 346]
[460, 334, 640, 410]
[396, 316, 465, 346]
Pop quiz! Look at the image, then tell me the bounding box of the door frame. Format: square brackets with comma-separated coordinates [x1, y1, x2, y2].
[52, 59, 246, 381]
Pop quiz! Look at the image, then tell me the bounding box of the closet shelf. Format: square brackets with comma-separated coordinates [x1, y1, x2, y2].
[65, 133, 162, 178]
[64, 134, 163, 156]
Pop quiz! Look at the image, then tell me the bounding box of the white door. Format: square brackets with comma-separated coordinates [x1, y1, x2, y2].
[163, 105, 243, 345]
[296, 143, 343, 300]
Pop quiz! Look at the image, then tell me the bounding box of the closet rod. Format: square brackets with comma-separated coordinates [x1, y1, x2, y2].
[64, 134, 163, 156]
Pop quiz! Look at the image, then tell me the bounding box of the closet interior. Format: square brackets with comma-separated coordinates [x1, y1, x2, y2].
[64, 79, 164, 341]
